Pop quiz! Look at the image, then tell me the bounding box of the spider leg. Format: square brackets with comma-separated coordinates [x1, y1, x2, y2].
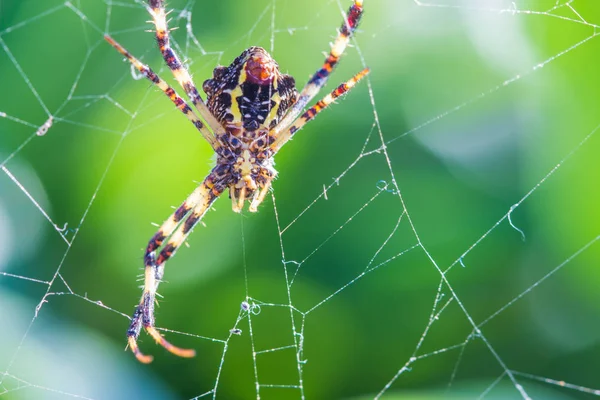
[249, 179, 272, 212]
[146, 0, 226, 137]
[229, 184, 239, 212]
[275, 0, 364, 135]
[270, 67, 369, 153]
[127, 174, 226, 363]
[105, 35, 219, 150]
[233, 186, 246, 213]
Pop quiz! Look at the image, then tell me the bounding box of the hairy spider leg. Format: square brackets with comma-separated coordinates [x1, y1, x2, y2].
[275, 0, 364, 135]
[127, 178, 224, 363]
[230, 185, 243, 213]
[147, 0, 226, 137]
[229, 173, 274, 213]
[271, 67, 369, 153]
[104, 35, 220, 150]
[249, 178, 273, 212]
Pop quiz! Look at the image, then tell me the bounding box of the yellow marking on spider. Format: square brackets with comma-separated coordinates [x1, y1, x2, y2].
[239, 150, 254, 177]
[266, 91, 282, 126]
[227, 68, 247, 124]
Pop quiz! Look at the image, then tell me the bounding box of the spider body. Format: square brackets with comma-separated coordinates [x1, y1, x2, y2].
[204, 47, 298, 211]
[106, 0, 367, 363]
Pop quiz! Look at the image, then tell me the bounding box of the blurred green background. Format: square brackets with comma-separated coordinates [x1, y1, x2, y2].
[1, 0, 599, 399]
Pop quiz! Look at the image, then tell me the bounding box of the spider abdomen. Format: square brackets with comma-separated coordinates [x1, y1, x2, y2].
[203, 47, 298, 136]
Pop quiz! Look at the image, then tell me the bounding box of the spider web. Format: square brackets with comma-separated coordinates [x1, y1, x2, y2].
[1, 0, 599, 398]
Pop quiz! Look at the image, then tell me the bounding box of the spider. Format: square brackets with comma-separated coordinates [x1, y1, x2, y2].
[105, 0, 367, 363]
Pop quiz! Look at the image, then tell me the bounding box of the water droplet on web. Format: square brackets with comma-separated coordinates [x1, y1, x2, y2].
[36, 116, 53, 136]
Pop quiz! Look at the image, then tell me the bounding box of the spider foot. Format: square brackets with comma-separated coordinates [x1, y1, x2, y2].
[128, 336, 154, 364]
[127, 303, 195, 362]
[146, 326, 196, 358]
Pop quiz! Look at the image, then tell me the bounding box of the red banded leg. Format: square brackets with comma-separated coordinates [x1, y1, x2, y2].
[275, 0, 364, 134]
[146, 0, 225, 137]
[271, 67, 369, 153]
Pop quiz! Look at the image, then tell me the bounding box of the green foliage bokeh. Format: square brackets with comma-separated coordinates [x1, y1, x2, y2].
[0, 1, 599, 399]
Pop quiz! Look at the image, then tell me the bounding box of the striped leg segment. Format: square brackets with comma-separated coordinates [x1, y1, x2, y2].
[146, 0, 226, 137]
[306, 0, 364, 88]
[104, 35, 219, 150]
[271, 67, 369, 153]
[275, 0, 364, 135]
[127, 178, 223, 363]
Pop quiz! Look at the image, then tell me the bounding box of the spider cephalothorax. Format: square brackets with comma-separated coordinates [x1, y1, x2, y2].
[105, 0, 367, 363]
